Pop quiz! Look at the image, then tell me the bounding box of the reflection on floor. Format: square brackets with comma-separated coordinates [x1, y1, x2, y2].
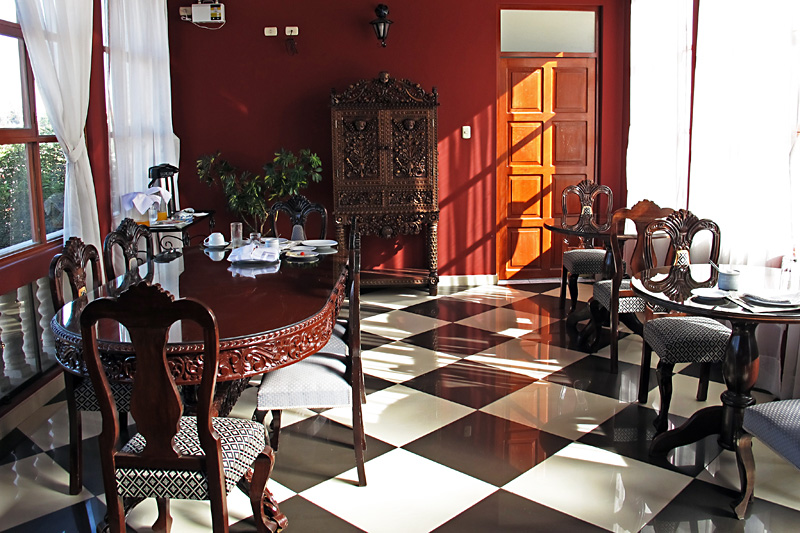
[2, 282, 799, 532]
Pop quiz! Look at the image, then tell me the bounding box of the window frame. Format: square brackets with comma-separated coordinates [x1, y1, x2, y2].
[0, 17, 64, 265]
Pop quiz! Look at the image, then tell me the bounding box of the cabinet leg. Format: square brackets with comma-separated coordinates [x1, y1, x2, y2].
[427, 219, 439, 295]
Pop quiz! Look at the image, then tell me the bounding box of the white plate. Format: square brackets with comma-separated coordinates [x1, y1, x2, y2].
[691, 288, 728, 299]
[285, 250, 319, 260]
[302, 239, 338, 248]
[290, 246, 315, 252]
[278, 238, 289, 244]
[203, 242, 230, 249]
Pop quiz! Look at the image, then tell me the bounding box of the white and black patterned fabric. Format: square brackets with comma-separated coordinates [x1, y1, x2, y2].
[257, 334, 351, 410]
[117, 416, 266, 499]
[643, 316, 730, 364]
[592, 279, 648, 313]
[73, 378, 132, 412]
[743, 399, 800, 468]
[563, 249, 606, 275]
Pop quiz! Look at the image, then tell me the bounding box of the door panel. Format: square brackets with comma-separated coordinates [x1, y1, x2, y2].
[497, 57, 596, 279]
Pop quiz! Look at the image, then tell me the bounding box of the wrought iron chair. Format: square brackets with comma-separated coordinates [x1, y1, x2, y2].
[254, 218, 366, 486]
[560, 179, 614, 312]
[269, 194, 327, 241]
[638, 209, 730, 433]
[49, 237, 132, 495]
[588, 200, 674, 373]
[80, 281, 286, 533]
[734, 399, 800, 519]
[102, 217, 154, 280]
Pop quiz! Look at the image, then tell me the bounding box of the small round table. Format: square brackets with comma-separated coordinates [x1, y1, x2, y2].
[631, 264, 800, 455]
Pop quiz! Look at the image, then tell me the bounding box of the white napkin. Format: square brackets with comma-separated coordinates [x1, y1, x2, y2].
[227, 243, 280, 263]
[121, 187, 173, 215]
[228, 261, 281, 278]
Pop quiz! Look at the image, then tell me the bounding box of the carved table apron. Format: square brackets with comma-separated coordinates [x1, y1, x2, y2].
[51, 245, 348, 415]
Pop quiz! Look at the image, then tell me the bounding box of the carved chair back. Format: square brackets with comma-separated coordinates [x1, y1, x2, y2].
[644, 209, 721, 269]
[270, 194, 328, 240]
[103, 218, 154, 281]
[561, 179, 614, 236]
[79, 282, 228, 527]
[49, 237, 102, 310]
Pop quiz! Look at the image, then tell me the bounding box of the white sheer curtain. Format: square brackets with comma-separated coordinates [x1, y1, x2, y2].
[689, 0, 800, 397]
[625, 0, 693, 210]
[106, 0, 180, 225]
[15, 0, 102, 253]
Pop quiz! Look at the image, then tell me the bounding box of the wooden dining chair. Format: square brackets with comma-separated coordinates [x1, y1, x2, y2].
[49, 237, 132, 495]
[102, 217, 154, 280]
[80, 281, 286, 533]
[269, 194, 328, 241]
[638, 209, 730, 433]
[588, 200, 674, 373]
[560, 179, 614, 312]
[254, 218, 366, 486]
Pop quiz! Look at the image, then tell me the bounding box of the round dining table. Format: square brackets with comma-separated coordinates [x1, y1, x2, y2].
[631, 264, 800, 456]
[51, 245, 349, 415]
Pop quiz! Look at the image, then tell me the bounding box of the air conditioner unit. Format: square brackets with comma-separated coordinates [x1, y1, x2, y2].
[192, 3, 225, 23]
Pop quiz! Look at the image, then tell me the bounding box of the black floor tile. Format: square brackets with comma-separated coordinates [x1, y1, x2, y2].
[360, 330, 395, 351]
[648, 478, 800, 531]
[3, 497, 108, 533]
[0, 428, 44, 465]
[403, 323, 513, 356]
[433, 489, 607, 532]
[270, 415, 395, 493]
[403, 411, 571, 486]
[47, 436, 107, 496]
[677, 360, 725, 384]
[401, 359, 537, 409]
[543, 354, 643, 402]
[577, 403, 724, 477]
[402, 297, 497, 322]
[239, 495, 366, 533]
[504, 293, 581, 320]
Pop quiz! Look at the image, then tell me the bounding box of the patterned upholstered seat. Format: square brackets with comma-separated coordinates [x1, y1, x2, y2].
[734, 399, 800, 518]
[119, 416, 266, 499]
[643, 316, 729, 365]
[559, 179, 613, 312]
[254, 220, 366, 486]
[592, 278, 648, 314]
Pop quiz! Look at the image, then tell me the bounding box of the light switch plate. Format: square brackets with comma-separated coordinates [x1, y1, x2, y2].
[264, 27, 278, 36]
[462, 126, 471, 139]
[285, 26, 299, 36]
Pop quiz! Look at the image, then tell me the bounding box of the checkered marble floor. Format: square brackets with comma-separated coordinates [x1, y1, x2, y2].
[2, 282, 800, 532]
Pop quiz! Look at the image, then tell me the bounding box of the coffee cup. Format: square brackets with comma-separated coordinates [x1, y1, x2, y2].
[204, 232, 226, 247]
[262, 237, 280, 249]
[718, 269, 740, 291]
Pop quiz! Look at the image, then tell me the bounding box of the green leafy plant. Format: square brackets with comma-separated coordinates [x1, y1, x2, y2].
[196, 152, 271, 234]
[263, 148, 323, 200]
[196, 148, 323, 234]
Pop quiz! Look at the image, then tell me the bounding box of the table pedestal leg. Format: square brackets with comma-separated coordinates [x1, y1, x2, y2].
[651, 320, 758, 455]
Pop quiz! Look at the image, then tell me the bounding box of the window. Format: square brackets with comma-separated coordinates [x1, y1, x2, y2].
[0, 4, 65, 259]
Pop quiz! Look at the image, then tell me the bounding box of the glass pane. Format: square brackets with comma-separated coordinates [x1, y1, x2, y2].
[40, 142, 65, 235]
[0, 34, 25, 128]
[36, 82, 54, 135]
[0, 0, 17, 23]
[501, 10, 596, 53]
[0, 143, 34, 252]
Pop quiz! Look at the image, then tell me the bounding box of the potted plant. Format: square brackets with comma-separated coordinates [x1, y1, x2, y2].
[196, 148, 322, 235]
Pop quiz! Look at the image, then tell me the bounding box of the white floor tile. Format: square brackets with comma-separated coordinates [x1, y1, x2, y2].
[361, 310, 449, 340]
[595, 334, 648, 367]
[456, 307, 556, 338]
[641, 373, 727, 420]
[449, 285, 538, 306]
[362, 340, 462, 383]
[0, 453, 93, 530]
[504, 442, 693, 532]
[481, 381, 627, 440]
[300, 448, 497, 533]
[17, 401, 102, 451]
[361, 289, 439, 310]
[467, 339, 588, 380]
[323, 384, 474, 447]
[699, 440, 800, 511]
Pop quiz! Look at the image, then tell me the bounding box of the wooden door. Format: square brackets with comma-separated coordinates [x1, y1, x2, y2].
[497, 57, 596, 279]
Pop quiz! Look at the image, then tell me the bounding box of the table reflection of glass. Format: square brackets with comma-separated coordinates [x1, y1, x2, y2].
[51, 245, 348, 415]
[631, 264, 800, 456]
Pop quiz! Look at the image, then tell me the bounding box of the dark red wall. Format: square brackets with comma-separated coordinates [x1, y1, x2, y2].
[167, 0, 629, 276]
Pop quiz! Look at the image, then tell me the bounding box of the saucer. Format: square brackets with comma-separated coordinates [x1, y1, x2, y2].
[285, 250, 319, 261]
[314, 247, 338, 255]
[302, 239, 338, 248]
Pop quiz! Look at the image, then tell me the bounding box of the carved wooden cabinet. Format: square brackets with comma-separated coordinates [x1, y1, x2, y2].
[331, 72, 439, 295]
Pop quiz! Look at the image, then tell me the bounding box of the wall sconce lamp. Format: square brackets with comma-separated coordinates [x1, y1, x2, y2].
[370, 4, 392, 47]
